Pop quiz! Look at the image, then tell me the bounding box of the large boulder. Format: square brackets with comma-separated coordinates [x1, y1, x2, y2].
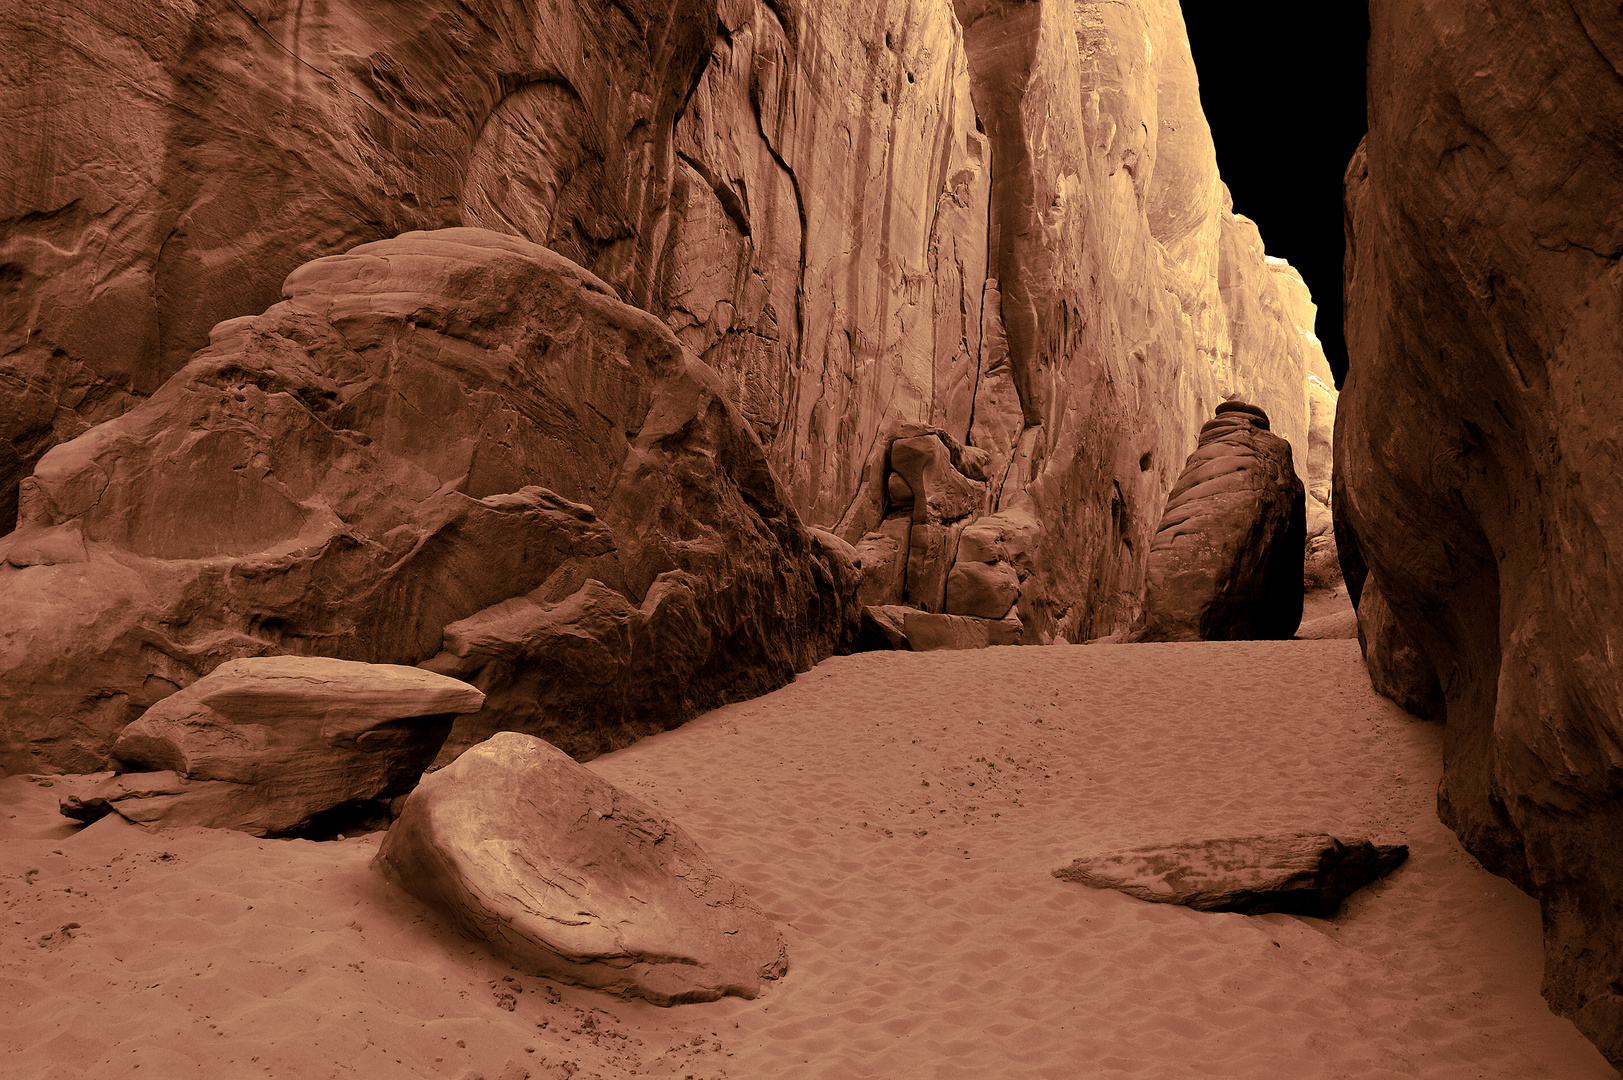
[375, 731, 787, 1005]
[0, 0, 716, 531]
[0, 228, 857, 773]
[1053, 834, 1409, 917]
[57, 657, 483, 836]
[1340, 1, 1623, 1063]
[1130, 402, 1306, 641]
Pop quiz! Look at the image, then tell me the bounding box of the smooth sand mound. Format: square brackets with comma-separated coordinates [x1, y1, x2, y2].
[3, 638, 1617, 1079]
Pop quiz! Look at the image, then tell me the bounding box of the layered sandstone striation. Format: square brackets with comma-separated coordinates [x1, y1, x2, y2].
[0, 229, 855, 773]
[2, 0, 1334, 661]
[1339, 1, 1623, 1064]
[1131, 402, 1306, 642]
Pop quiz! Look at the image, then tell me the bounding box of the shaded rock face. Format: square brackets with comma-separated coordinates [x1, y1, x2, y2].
[2, 0, 1335, 649]
[0, 229, 855, 773]
[1131, 404, 1306, 642]
[1053, 834, 1409, 917]
[0, 0, 713, 532]
[57, 657, 483, 836]
[858, 604, 1023, 652]
[375, 732, 787, 1005]
[1338, 2, 1623, 1062]
[1351, 577, 1445, 723]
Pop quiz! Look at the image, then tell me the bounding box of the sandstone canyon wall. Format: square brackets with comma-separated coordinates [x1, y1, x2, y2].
[2, 0, 1333, 771]
[1339, 1, 1623, 1065]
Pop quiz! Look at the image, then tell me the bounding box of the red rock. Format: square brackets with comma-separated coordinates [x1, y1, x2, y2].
[375, 732, 786, 1005]
[1054, 834, 1409, 917]
[944, 560, 1020, 619]
[0, 229, 855, 772]
[857, 605, 1021, 651]
[58, 657, 483, 836]
[889, 433, 986, 525]
[905, 608, 1023, 651]
[905, 522, 964, 614]
[1339, 2, 1623, 1062]
[1, 0, 1336, 650]
[1131, 404, 1306, 641]
[1352, 577, 1444, 723]
[853, 516, 911, 609]
[0, 0, 714, 531]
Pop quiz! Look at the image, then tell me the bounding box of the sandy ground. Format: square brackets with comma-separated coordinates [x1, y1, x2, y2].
[3, 636, 1617, 1079]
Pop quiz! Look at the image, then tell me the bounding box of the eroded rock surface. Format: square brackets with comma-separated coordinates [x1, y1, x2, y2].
[57, 657, 482, 836]
[375, 731, 787, 1005]
[0, 229, 855, 773]
[1339, 2, 1623, 1062]
[858, 604, 1022, 651]
[1131, 403, 1306, 641]
[1053, 834, 1409, 916]
[1, 0, 1336, 652]
[0, 0, 714, 531]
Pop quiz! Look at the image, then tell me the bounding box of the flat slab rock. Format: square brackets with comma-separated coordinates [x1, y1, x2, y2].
[1053, 834, 1409, 916]
[374, 732, 787, 1005]
[60, 657, 484, 836]
[858, 604, 1023, 651]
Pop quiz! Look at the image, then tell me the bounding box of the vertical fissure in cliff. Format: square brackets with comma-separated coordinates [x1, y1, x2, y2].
[953, 0, 1044, 432]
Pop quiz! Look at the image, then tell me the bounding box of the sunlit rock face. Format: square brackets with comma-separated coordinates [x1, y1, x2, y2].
[632, 0, 1338, 641]
[1, 0, 1333, 645]
[1338, 1, 1623, 1065]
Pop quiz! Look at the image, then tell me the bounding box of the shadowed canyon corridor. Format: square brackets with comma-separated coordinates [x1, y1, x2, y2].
[5, 0, 1623, 1075]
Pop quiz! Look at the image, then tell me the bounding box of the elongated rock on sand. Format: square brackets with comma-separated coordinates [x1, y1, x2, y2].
[374, 731, 787, 1005]
[1054, 833, 1409, 916]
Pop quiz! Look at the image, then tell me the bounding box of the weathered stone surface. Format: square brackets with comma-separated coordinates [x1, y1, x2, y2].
[1305, 374, 1336, 510]
[0, 0, 715, 532]
[1352, 576, 1444, 723]
[2, 0, 1336, 649]
[944, 559, 1020, 619]
[375, 731, 786, 1005]
[857, 605, 1021, 651]
[905, 609, 1023, 651]
[0, 229, 855, 773]
[956, 508, 1040, 572]
[1053, 834, 1409, 917]
[853, 517, 911, 609]
[857, 605, 912, 652]
[1130, 404, 1306, 641]
[889, 433, 986, 525]
[56, 657, 481, 835]
[1340, 2, 1623, 1062]
[904, 521, 964, 614]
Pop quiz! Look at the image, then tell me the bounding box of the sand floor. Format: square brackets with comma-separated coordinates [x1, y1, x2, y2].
[3, 638, 1617, 1079]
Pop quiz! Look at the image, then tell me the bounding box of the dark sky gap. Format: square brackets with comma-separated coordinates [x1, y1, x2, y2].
[1181, 9, 1370, 387]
